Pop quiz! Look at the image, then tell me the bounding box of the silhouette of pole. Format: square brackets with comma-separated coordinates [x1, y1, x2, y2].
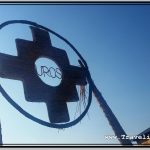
[86, 69, 132, 145]
[0, 121, 2, 145]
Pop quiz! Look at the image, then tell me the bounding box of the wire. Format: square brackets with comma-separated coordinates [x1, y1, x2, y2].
[0, 20, 92, 128]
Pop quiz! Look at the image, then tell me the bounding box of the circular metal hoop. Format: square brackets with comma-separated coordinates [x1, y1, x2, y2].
[0, 20, 92, 128]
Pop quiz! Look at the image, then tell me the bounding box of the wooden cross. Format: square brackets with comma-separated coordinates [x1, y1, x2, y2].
[0, 26, 87, 123]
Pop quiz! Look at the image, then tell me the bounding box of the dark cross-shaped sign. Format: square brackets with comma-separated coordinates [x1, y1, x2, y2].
[0, 26, 87, 123]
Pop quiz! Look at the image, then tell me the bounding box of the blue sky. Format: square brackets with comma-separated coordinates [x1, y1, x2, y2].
[0, 4, 150, 145]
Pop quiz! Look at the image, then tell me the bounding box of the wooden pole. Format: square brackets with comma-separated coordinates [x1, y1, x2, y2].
[86, 70, 132, 145]
[0, 121, 2, 145]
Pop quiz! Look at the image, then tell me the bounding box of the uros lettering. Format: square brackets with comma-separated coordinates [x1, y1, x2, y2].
[36, 66, 62, 79]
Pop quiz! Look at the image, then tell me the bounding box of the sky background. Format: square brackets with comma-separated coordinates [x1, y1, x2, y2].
[0, 4, 150, 145]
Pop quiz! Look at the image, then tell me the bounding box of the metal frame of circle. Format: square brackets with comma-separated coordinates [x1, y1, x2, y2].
[0, 20, 92, 129]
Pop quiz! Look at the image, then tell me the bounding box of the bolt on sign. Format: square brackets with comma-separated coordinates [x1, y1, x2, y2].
[0, 26, 87, 123]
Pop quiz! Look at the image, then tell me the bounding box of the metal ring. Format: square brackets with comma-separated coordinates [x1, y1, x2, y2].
[0, 20, 92, 128]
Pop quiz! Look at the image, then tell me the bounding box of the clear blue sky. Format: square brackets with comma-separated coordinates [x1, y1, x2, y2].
[0, 4, 150, 145]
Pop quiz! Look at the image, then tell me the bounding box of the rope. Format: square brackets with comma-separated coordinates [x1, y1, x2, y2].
[0, 20, 92, 128]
